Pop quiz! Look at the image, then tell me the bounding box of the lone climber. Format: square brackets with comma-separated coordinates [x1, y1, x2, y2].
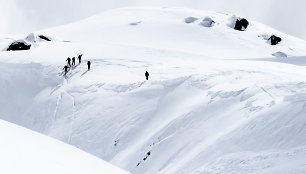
[72, 57, 76, 66]
[145, 71, 149, 80]
[87, 61, 91, 70]
[66, 57, 71, 66]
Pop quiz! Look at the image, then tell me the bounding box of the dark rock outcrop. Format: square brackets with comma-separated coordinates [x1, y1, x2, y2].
[7, 40, 31, 51]
[268, 35, 282, 45]
[234, 18, 249, 31]
[38, 35, 51, 41]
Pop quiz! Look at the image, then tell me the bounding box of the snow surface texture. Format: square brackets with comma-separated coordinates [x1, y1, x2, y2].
[0, 120, 130, 174]
[1, 7, 306, 174]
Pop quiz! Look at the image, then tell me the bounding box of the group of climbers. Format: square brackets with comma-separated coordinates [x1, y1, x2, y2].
[63, 54, 92, 75]
[63, 54, 149, 80]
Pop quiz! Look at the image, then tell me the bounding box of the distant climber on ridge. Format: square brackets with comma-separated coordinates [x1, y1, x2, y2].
[145, 71, 149, 80]
[66, 57, 71, 66]
[72, 57, 76, 66]
[87, 61, 91, 70]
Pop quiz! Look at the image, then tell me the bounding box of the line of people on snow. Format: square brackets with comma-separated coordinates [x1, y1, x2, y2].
[63, 54, 92, 75]
[63, 54, 150, 81]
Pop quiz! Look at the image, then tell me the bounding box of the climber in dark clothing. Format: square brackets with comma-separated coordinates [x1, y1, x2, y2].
[78, 54, 82, 64]
[87, 61, 91, 70]
[63, 65, 69, 75]
[72, 57, 75, 66]
[145, 71, 149, 80]
[66, 57, 71, 66]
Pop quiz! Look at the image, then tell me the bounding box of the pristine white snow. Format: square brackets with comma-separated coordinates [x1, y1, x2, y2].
[0, 119, 130, 174]
[0, 7, 306, 174]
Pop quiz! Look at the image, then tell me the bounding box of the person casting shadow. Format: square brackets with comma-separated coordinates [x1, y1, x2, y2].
[63, 65, 69, 75]
[78, 54, 82, 64]
[145, 71, 149, 80]
[66, 57, 71, 67]
[87, 61, 91, 70]
[72, 57, 75, 66]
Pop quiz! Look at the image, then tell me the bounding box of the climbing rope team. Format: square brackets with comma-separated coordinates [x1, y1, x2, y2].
[63, 54, 150, 81]
[63, 54, 83, 75]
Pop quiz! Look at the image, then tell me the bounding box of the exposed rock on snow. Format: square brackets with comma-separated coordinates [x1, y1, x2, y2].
[38, 35, 52, 41]
[234, 18, 249, 31]
[3, 33, 58, 51]
[228, 15, 249, 31]
[6, 40, 31, 51]
[268, 35, 282, 45]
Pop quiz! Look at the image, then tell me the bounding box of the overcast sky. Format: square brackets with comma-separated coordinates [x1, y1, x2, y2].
[1, 0, 305, 39]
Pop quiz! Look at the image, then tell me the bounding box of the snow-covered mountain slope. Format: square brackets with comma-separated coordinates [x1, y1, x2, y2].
[45, 7, 306, 58]
[0, 119, 130, 174]
[1, 7, 306, 62]
[1, 7, 306, 174]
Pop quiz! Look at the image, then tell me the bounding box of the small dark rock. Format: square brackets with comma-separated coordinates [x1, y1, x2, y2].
[38, 35, 51, 41]
[268, 35, 282, 45]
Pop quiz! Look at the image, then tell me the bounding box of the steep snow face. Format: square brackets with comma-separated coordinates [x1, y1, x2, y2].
[0, 63, 60, 132]
[1, 7, 306, 174]
[0, 119, 130, 174]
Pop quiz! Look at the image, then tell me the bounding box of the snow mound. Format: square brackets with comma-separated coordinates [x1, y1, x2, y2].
[272, 51, 287, 57]
[25, 33, 57, 42]
[200, 17, 215, 27]
[130, 21, 142, 26]
[185, 16, 199, 24]
[0, 119, 130, 174]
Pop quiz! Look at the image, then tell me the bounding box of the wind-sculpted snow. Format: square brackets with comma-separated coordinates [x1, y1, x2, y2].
[0, 6, 306, 174]
[193, 146, 306, 174]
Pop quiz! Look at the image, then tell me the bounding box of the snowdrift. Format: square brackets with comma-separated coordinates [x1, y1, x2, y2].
[0, 119, 130, 174]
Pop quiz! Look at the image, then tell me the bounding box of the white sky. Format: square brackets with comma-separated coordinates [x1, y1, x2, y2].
[1, 0, 305, 39]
